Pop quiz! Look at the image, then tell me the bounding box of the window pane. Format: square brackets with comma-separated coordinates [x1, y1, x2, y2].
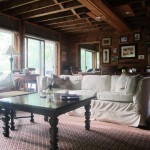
[26, 37, 57, 76]
[86, 51, 92, 71]
[80, 49, 86, 72]
[97, 52, 99, 68]
[0, 30, 13, 72]
[27, 38, 41, 74]
[45, 41, 57, 76]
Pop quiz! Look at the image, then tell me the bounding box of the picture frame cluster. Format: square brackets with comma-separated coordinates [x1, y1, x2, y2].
[101, 32, 144, 63]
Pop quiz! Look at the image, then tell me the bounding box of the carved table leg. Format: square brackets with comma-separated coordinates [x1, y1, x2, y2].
[44, 115, 48, 122]
[30, 112, 34, 123]
[85, 102, 91, 130]
[2, 108, 10, 137]
[49, 117, 59, 150]
[10, 109, 15, 130]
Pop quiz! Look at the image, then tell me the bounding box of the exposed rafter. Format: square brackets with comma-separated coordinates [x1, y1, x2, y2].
[77, 0, 130, 32]
[0, 0, 149, 34]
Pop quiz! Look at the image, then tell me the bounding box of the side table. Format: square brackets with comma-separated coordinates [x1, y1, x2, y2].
[12, 73, 39, 92]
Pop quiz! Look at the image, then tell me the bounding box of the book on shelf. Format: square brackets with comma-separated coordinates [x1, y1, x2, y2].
[61, 94, 79, 101]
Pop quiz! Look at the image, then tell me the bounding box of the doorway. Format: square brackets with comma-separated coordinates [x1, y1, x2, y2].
[79, 43, 100, 72]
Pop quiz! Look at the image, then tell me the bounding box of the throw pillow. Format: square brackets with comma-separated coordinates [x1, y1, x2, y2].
[125, 74, 140, 95]
[0, 73, 14, 90]
[115, 74, 128, 92]
[60, 75, 82, 90]
[69, 75, 82, 90]
[52, 75, 70, 89]
[110, 75, 120, 91]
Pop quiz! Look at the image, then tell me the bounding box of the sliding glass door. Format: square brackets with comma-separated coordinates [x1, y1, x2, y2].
[25, 37, 44, 75]
[25, 37, 58, 76]
[80, 48, 93, 72]
[45, 40, 57, 76]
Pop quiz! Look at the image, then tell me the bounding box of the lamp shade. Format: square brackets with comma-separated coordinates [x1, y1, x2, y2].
[5, 45, 19, 55]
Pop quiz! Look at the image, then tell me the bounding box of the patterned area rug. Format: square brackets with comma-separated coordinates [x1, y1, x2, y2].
[0, 112, 150, 150]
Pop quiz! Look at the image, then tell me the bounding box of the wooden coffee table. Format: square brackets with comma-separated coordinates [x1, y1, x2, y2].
[0, 93, 94, 150]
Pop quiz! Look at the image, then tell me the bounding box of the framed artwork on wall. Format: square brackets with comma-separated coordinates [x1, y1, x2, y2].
[138, 55, 144, 59]
[120, 44, 136, 59]
[134, 33, 141, 41]
[112, 48, 117, 53]
[102, 37, 111, 46]
[111, 56, 118, 62]
[102, 48, 110, 63]
[120, 35, 128, 43]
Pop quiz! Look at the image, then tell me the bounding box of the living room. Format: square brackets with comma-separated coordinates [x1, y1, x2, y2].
[0, 0, 150, 150]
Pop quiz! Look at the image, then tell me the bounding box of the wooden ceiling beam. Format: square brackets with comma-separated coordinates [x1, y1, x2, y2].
[5, 0, 56, 16]
[58, 24, 99, 31]
[40, 15, 77, 25]
[51, 22, 90, 29]
[19, 5, 84, 19]
[0, 0, 40, 11]
[50, 18, 100, 29]
[61, 0, 81, 8]
[60, 26, 100, 33]
[53, 0, 64, 9]
[77, 0, 130, 32]
[29, 10, 73, 23]
[46, 18, 88, 27]
[30, 9, 86, 23]
[71, 9, 81, 19]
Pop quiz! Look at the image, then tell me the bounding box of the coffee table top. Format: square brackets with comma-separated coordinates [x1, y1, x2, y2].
[0, 93, 94, 111]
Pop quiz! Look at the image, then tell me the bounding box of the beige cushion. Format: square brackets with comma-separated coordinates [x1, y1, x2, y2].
[52, 75, 70, 89]
[125, 74, 140, 94]
[115, 74, 128, 92]
[60, 75, 82, 90]
[110, 75, 120, 91]
[68, 90, 96, 97]
[97, 91, 133, 102]
[81, 75, 111, 92]
[0, 73, 14, 89]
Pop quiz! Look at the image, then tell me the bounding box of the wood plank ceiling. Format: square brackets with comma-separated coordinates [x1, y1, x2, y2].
[0, 0, 150, 34]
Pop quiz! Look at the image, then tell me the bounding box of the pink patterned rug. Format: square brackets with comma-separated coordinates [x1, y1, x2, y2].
[0, 112, 150, 150]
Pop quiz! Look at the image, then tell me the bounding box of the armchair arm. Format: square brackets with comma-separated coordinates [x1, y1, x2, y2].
[133, 77, 150, 123]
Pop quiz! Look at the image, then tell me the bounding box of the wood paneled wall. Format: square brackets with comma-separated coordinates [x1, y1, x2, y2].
[66, 28, 150, 72]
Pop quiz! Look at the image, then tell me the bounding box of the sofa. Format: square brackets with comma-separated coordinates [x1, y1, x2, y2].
[36, 74, 150, 127]
[0, 72, 22, 93]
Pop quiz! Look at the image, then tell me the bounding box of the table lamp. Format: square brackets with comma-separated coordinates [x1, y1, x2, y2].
[5, 45, 19, 71]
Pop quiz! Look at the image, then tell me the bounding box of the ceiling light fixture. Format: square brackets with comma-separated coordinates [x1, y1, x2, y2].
[124, 11, 132, 15]
[95, 16, 101, 21]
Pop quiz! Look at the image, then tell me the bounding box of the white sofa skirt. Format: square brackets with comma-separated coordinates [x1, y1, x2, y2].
[91, 100, 141, 127]
[66, 90, 96, 117]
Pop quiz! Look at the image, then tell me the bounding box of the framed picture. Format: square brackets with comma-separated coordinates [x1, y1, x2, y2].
[120, 44, 136, 59]
[113, 48, 117, 53]
[138, 55, 144, 59]
[111, 56, 118, 62]
[102, 48, 110, 63]
[120, 36, 128, 43]
[102, 38, 111, 46]
[62, 51, 66, 62]
[134, 33, 141, 41]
